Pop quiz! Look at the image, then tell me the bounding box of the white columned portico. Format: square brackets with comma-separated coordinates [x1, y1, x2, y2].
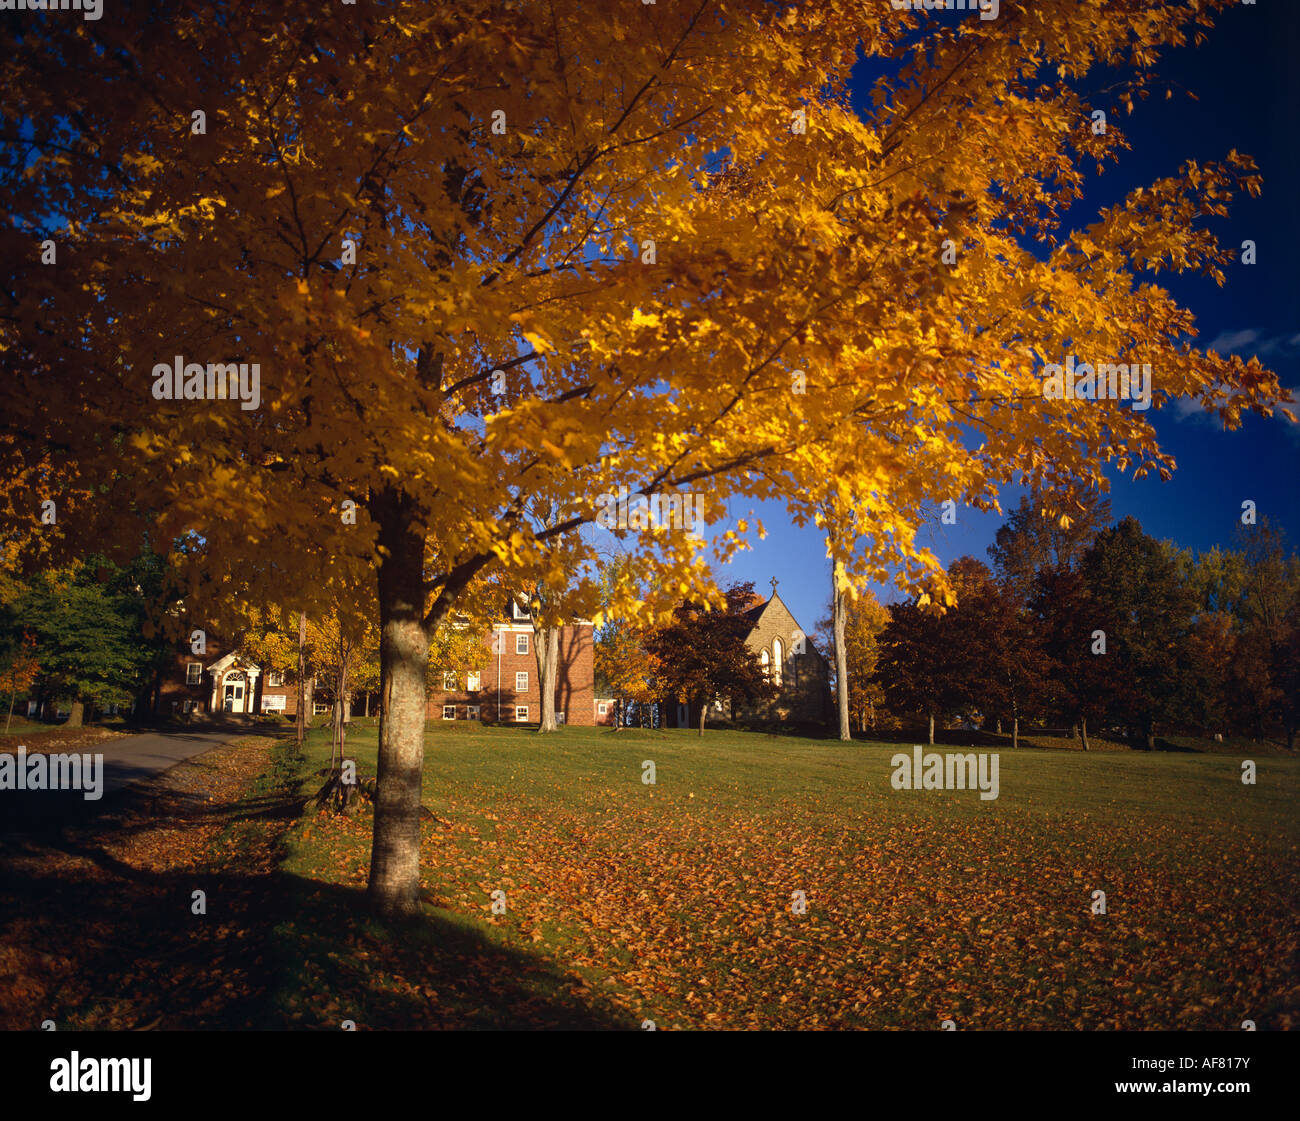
[206, 653, 263, 715]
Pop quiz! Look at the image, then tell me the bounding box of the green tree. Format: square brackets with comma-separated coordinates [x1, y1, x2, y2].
[1081, 518, 1197, 750]
[1031, 564, 1114, 751]
[10, 560, 157, 726]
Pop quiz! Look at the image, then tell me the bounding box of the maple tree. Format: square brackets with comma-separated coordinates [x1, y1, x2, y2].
[942, 557, 1047, 747]
[310, 609, 380, 770]
[1, 0, 1291, 913]
[238, 606, 302, 682]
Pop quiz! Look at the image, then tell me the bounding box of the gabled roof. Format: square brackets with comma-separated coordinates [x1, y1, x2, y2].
[742, 590, 827, 661]
[205, 651, 262, 675]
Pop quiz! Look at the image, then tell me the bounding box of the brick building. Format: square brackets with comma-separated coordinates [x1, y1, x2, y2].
[425, 605, 595, 726]
[155, 635, 311, 719]
[155, 600, 596, 725]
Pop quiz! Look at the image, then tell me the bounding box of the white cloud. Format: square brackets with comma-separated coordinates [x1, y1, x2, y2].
[1202, 327, 1300, 359]
[1204, 328, 1262, 355]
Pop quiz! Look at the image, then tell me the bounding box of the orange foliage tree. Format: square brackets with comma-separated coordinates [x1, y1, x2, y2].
[1, 1, 1290, 914]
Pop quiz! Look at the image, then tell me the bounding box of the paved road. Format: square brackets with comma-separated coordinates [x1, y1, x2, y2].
[95, 727, 249, 796]
[2, 725, 255, 829]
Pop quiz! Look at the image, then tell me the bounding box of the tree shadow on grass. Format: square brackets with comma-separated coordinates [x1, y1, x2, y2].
[0, 778, 634, 1030]
[274, 876, 634, 1030]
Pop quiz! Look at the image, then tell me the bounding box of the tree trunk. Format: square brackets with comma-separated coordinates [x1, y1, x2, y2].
[66, 700, 84, 728]
[1080, 714, 1090, 752]
[332, 658, 351, 773]
[1012, 715, 1019, 751]
[364, 692, 370, 718]
[296, 612, 307, 749]
[698, 701, 707, 737]
[1069, 722, 1078, 740]
[833, 558, 851, 741]
[367, 499, 431, 919]
[5, 689, 15, 733]
[535, 623, 561, 733]
[928, 710, 934, 745]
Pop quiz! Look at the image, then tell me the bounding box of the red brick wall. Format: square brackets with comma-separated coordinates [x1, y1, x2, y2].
[426, 623, 595, 725]
[157, 636, 231, 716]
[157, 636, 305, 717]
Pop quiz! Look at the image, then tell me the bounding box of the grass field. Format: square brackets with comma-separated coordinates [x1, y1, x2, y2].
[268, 720, 1300, 1030]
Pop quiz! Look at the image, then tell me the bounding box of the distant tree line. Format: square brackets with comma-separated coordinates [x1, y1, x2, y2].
[831, 492, 1299, 750]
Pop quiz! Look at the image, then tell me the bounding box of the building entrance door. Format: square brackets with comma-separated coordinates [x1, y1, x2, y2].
[223, 672, 247, 714]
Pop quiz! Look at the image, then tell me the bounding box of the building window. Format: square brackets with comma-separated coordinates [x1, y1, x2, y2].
[760, 649, 770, 680]
[186, 662, 202, 685]
[515, 671, 528, 692]
[267, 672, 283, 687]
[443, 671, 457, 690]
[182, 699, 195, 714]
[512, 600, 530, 620]
[514, 706, 529, 722]
[467, 705, 480, 721]
[515, 633, 529, 655]
[556, 712, 565, 725]
[597, 702, 608, 716]
[467, 670, 481, 692]
[442, 705, 456, 720]
[313, 701, 330, 715]
[772, 638, 783, 686]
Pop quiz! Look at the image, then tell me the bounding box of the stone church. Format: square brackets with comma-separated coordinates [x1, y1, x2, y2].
[663, 581, 832, 729]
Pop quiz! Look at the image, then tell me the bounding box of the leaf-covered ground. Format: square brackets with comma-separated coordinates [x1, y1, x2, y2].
[3, 723, 1296, 1030]
[0, 736, 293, 1030]
[278, 723, 1299, 1030]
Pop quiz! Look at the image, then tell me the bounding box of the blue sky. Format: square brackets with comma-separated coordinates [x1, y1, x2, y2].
[713, 2, 1299, 634]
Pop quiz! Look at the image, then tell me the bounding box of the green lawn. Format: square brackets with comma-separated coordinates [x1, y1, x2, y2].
[271, 720, 1300, 1030]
